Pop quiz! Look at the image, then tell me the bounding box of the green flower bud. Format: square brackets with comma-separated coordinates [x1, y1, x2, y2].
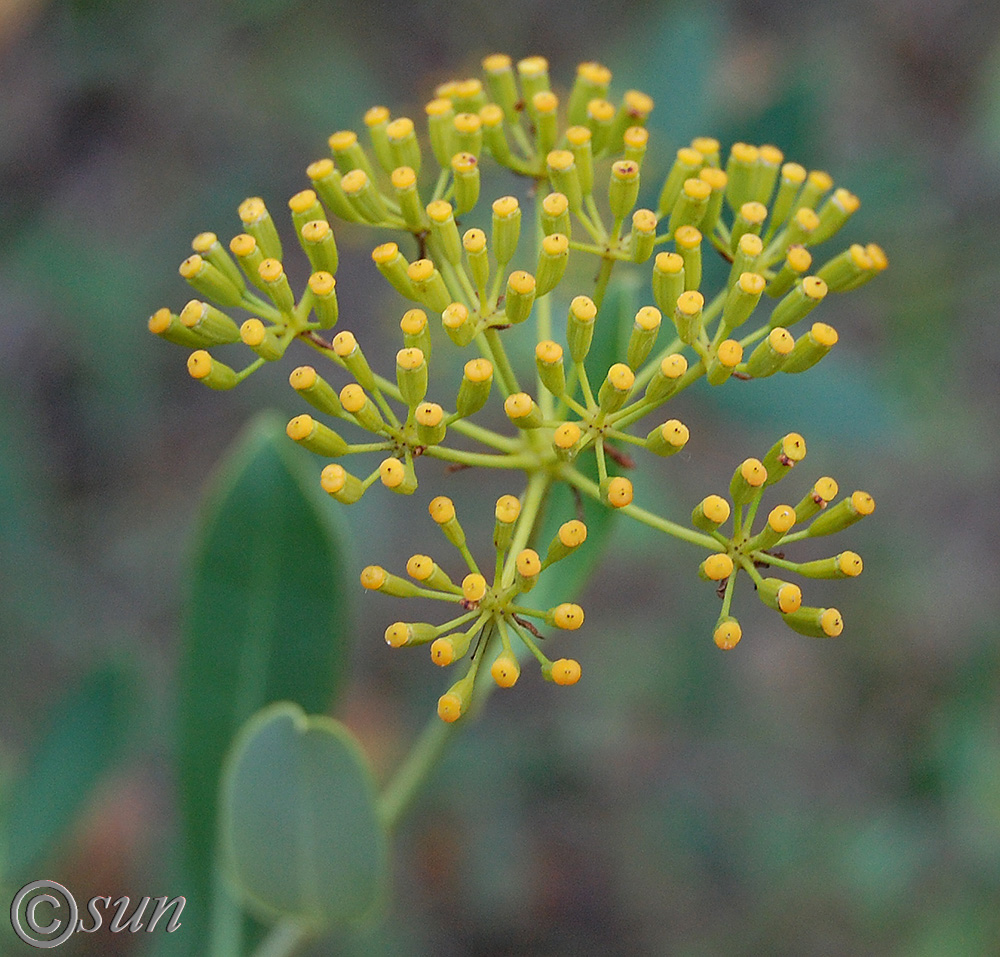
[407, 259, 452, 313]
[623, 125, 649, 166]
[400, 307, 432, 361]
[781, 321, 838, 373]
[229, 233, 269, 293]
[333, 330, 376, 391]
[390, 166, 426, 231]
[341, 168, 390, 224]
[547, 150, 583, 213]
[567, 295, 598, 362]
[728, 233, 764, 288]
[746, 503, 797, 550]
[456, 358, 493, 417]
[491, 195, 522, 270]
[705, 339, 743, 386]
[414, 402, 447, 446]
[749, 144, 784, 207]
[339, 383, 386, 433]
[328, 129, 376, 181]
[643, 353, 688, 404]
[535, 340, 566, 396]
[781, 605, 844, 638]
[493, 494, 521, 553]
[238, 196, 283, 261]
[425, 97, 456, 168]
[517, 55, 551, 113]
[720, 272, 766, 334]
[713, 615, 742, 650]
[608, 89, 654, 151]
[652, 252, 685, 316]
[729, 201, 768, 253]
[697, 166, 728, 237]
[285, 413, 349, 457]
[299, 220, 340, 276]
[629, 209, 657, 263]
[187, 350, 239, 390]
[532, 90, 559, 156]
[674, 225, 702, 292]
[179, 253, 244, 308]
[746, 327, 795, 378]
[288, 189, 325, 243]
[598, 363, 635, 414]
[768, 277, 828, 329]
[306, 158, 364, 224]
[379, 455, 418, 495]
[625, 305, 661, 369]
[766, 245, 812, 298]
[505, 271, 536, 324]
[699, 552, 734, 581]
[363, 105, 395, 174]
[453, 111, 483, 159]
[426, 200, 462, 266]
[757, 576, 803, 614]
[793, 550, 864, 579]
[645, 418, 690, 456]
[428, 495, 466, 547]
[385, 117, 422, 176]
[442, 302, 477, 347]
[451, 152, 480, 215]
[482, 53, 519, 121]
[764, 162, 807, 240]
[372, 242, 419, 301]
[240, 318, 287, 361]
[668, 177, 712, 235]
[360, 564, 423, 597]
[672, 290, 704, 345]
[479, 103, 514, 166]
[289, 365, 344, 418]
[540, 192, 571, 238]
[793, 476, 839, 524]
[691, 494, 730, 532]
[730, 457, 767, 506]
[178, 299, 241, 345]
[724, 142, 758, 214]
[320, 463, 365, 504]
[462, 228, 490, 299]
[609, 159, 640, 222]
[658, 146, 704, 217]
[805, 490, 875, 537]
[405, 554, 459, 594]
[307, 271, 339, 329]
[585, 97, 615, 154]
[566, 60, 612, 126]
[760, 432, 806, 487]
[396, 347, 428, 408]
[809, 187, 860, 245]
[147, 307, 205, 349]
[257, 258, 295, 313]
[543, 518, 588, 566]
[190, 231, 246, 295]
[535, 233, 569, 297]
[565, 125, 594, 195]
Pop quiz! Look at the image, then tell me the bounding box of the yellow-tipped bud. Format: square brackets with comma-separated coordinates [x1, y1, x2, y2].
[319, 463, 365, 504]
[546, 658, 582, 685]
[415, 401, 447, 446]
[758, 578, 803, 614]
[541, 191, 571, 237]
[514, 548, 542, 592]
[550, 603, 584, 630]
[597, 362, 635, 413]
[761, 432, 806, 486]
[781, 320, 838, 373]
[429, 495, 466, 548]
[455, 358, 493, 417]
[179, 299, 241, 344]
[748, 504, 797, 551]
[505, 270, 536, 324]
[187, 350, 239, 390]
[179, 253, 244, 308]
[450, 151, 480, 214]
[746, 327, 795, 378]
[462, 573, 487, 603]
[339, 383, 385, 433]
[794, 550, 864, 579]
[644, 353, 688, 404]
[625, 305, 662, 369]
[699, 553, 734, 581]
[535, 339, 566, 396]
[359, 564, 422, 597]
[535, 232, 569, 297]
[806, 490, 875, 537]
[692, 495, 731, 532]
[609, 159, 641, 221]
[601, 476, 634, 509]
[672, 290, 705, 345]
[705, 339, 743, 386]
[794, 476, 839, 523]
[782, 606, 844, 638]
[491, 655, 520, 688]
[645, 419, 690, 456]
[286, 414, 348, 457]
[730, 457, 768, 505]
[238, 196, 283, 261]
[544, 519, 588, 566]
[567, 295, 598, 362]
[713, 616, 742, 650]
[504, 392, 544, 429]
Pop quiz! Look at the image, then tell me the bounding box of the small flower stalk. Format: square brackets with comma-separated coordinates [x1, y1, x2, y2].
[149, 55, 885, 716]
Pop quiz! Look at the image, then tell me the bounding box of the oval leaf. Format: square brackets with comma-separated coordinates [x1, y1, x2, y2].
[221, 702, 387, 929]
[177, 412, 353, 925]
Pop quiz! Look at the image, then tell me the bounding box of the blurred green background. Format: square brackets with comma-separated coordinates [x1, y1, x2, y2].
[2, 0, 1000, 953]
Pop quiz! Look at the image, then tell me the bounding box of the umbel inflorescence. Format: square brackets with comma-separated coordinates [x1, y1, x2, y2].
[149, 54, 883, 721]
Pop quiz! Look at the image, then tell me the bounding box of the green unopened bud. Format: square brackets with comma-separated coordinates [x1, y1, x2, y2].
[307, 271, 339, 328]
[240, 318, 286, 361]
[674, 225, 702, 292]
[461, 228, 490, 300]
[379, 455, 418, 495]
[179, 254, 244, 308]
[623, 125, 649, 165]
[652, 252, 685, 315]
[757, 576, 803, 615]
[147, 308, 205, 348]
[339, 383, 386, 433]
[768, 276, 828, 329]
[609, 159, 640, 222]
[390, 166, 426, 231]
[699, 552, 734, 582]
[691, 135, 720, 166]
[341, 168, 391, 224]
[400, 307, 432, 360]
[405, 554, 459, 594]
[540, 192, 571, 238]
[451, 152, 480, 215]
[372, 242, 418, 301]
[747, 503, 797, 550]
[456, 358, 493, 417]
[505, 271, 536, 324]
[794, 476, 839, 524]
[672, 290, 704, 345]
[535, 233, 569, 296]
[585, 97, 615, 154]
[178, 299, 241, 344]
[191, 231, 246, 294]
[306, 158, 364, 224]
[794, 550, 864, 579]
[320, 463, 365, 504]
[645, 418, 690, 456]
[706, 339, 743, 386]
[482, 53, 519, 120]
[385, 117, 421, 175]
[609, 89, 654, 149]
[815, 244, 873, 292]
[543, 518, 588, 566]
[730, 201, 768, 253]
[597, 363, 635, 414]
[289, 365, 344, 418]
[730, 457, 768, 506]
[491, 195, 521, 269]
[479, 103, 514, 166]
[451, 76, 487, 115]
[749, 144, 784, 206]
[517, 55, 551, 111]
[360, 564, 423, 597]
[332, 330, 376, 391]
[453, 111, 483, 159]
[567, 295, 598, 362]
[396, 347, 428, 408]
[426, 200, 462, 266]
[288, 189, 325, 242]
[428, 495, 466, 547]
[727, 233, 764, 288]
[781, 321, 838, 373]
[535, 340, 566, 396]
[425, 97, 456, 167]
[414, 401, 447, 445]
[286, 413, 348, 457]
[238, 197, 283, 261]
[764, 162, 807, 239]
[805, 490, 875, 537]
[187, 350, 239, 389]
[746, 327, 794, 378]
[772, 207, 819, 258]
[696, 166, 727, 237]
[625, 305, 661, 369]
[643, 353, 688, 404]
[552, 422, 583, 461]
[692, 494, 731, 532]
[299, 220, 340, 276]
[229, 233, 269, 293]
[658, 146, 704, 216]
[567, 60, 612, 126]
[565, 125, 594, 195]
[493, 493, 521, 553]
[532, 90, 559, 155]
[809, 187, 860, 245]
[256, 258, 295, 313]
[503, 392, 542, 429]
[629, 209, 657, 263]
[713, 615, 742, 650]
[514, 547, 542, 593]
[407, 259, 452, 313]
[766, 245, 812, 298]
[668, 177, 712, 235]
[781, 605, 844, 638]
[547, 150, 583, 212]
[724, 142, 759, 213]
[363, 106, 394, 174]
[442, 301, 477, 347]
[760, 432, 806, 487]
[328, 129, 375, 181]
[721, 272, 766, 334]
[384, 620, 444, 648]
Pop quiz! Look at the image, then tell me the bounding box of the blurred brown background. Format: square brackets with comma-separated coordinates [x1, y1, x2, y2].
[2, 0, 1000, 953]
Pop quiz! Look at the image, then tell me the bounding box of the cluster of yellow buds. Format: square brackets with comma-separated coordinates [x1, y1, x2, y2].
[148, 53, 885, 715]
[361, 494, 588, 721]
[689, 432, 874, 648]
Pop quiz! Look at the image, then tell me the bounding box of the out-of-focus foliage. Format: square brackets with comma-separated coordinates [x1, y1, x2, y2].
[1, 0, 999, 954]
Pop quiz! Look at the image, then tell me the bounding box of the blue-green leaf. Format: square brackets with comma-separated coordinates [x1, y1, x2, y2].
[221, 702, 387, 929]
